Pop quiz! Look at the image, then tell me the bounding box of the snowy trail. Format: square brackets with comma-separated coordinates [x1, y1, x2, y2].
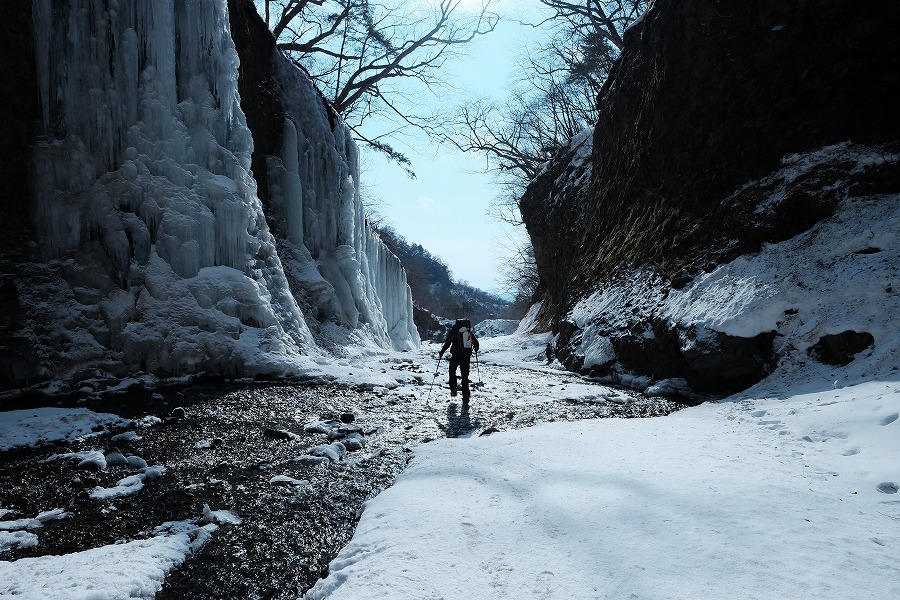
[304, 374, 900, 600]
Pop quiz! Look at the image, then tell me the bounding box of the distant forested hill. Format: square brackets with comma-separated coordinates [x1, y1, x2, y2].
[375, 227, 515, 336]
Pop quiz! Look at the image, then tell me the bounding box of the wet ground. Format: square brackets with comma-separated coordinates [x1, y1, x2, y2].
[0, 366, 686, 599]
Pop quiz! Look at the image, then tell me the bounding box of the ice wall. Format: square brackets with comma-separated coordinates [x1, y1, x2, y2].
[264, 54, 419, 351]
[19, 0, 416, 391]
[25, 0, 314, 383]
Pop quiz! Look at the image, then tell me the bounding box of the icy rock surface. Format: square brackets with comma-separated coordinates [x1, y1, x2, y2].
[21, 0, 417, 388]
[264, 54, 418, 351]
[562, 144, 900, 393]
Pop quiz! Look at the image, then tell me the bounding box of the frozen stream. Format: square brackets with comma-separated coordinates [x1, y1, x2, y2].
[0, 340, 685, 599]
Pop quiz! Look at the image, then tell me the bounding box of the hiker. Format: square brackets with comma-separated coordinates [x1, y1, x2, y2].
[438, 318, 480, 405]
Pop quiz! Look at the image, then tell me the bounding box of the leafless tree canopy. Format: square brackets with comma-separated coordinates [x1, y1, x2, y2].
[452, 0, 648, 185]
[261, 0, 499, 169]
[537, 0, 645, 53]
[448, 0, 647, 303]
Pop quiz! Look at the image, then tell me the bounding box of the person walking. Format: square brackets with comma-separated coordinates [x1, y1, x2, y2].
[439, 318, 480, 406]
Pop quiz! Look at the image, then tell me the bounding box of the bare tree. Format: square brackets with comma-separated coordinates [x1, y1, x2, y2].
[452, 0, 647, 187]
[536, 0, 645, 55]
[450, 54, 598, 226]
[497, 236, 540, 310]
[260, 0, 499, 168]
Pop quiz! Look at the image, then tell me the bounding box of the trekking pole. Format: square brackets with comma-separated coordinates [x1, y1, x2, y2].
[475, 350, 483, 388]
[426, 355, 442, 402]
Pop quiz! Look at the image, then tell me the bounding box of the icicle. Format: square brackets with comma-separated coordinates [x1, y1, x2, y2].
[280, 119, 305, 244]
[32, 0, 52, 131]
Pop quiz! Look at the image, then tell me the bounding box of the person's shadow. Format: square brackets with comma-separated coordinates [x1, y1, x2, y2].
[437, 401, 477, 437]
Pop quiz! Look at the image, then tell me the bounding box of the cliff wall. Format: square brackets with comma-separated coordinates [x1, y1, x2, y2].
[521, 0, 900, 395]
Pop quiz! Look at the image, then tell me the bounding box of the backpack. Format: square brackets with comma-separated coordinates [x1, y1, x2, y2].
[460, 326, 472, 350]
[453, 318, 473, 352]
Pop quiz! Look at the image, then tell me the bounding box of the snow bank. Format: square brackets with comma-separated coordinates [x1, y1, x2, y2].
[0, 408, 130, 451]
[304, 376, 900, 600]
[0, 520, 217, 599]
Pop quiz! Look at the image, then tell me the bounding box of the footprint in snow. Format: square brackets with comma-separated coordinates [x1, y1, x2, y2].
[751, 410, 767, 417]
[876, 482, 898, 494]
[879, 412, 898, 426]
[841, 447, 860, 456]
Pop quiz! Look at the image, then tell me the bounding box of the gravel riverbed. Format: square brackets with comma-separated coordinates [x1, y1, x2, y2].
[1, 365, 686, 599]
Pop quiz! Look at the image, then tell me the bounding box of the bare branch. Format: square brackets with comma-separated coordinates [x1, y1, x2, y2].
[264, 0, 500, 168]
[448, 1, 647, 183]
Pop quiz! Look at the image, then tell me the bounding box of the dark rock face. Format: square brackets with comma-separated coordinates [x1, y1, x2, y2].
[227, 0, 281, 212]
[808, 331, 874, 366]
[412, 304, 448, 342]
[525, 0, 900, 311]
[0, 0, 39, 246]
[521, 0, 900, 394]
[228, 0, 341, 224]
[577, 0, 900, 290]
[553, 317, 775, 394]
[0, 0, 43, 388]
[519, 131, 592, 324]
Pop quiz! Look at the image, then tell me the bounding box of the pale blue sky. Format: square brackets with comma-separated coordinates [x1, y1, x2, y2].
[359, 1, 549, 296]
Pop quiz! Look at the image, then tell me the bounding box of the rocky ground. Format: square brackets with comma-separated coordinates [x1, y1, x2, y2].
[0, 365, 686, 599]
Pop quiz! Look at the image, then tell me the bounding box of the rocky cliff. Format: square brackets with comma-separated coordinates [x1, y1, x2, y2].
[521, 0, 900, 395]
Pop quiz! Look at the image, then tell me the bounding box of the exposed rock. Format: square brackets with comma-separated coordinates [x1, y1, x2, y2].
[573, 0, 900, 291]
[413, 304, 449, 342]
[263, 428, 301, 441]
[339, 433, 366, 452]
[519, 129, 592, 324]
[104, 449, 128, 466]
[0, 0, 41, 390]
[126, 455, 148, 469]
[554, 316, 774, 394]
[308, 441, 347, 462]
[524, 0, 900, 309]
[807, 331, 874, 366]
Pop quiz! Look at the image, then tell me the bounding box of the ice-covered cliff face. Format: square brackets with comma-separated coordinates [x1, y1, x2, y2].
[12, 0, 416, 392]
[263, 51, 419, 353]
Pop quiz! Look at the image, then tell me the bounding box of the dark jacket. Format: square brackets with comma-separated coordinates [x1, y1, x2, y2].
[440, 320, 479, 357]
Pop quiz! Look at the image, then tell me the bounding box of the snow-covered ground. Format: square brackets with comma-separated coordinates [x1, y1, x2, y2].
[3, 323, 897, 598]
[304, 368, 899, 599]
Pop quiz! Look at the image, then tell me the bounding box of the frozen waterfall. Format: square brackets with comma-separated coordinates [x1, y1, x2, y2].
[264, 54, 419, 351]
[20, 0, 417, 389]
